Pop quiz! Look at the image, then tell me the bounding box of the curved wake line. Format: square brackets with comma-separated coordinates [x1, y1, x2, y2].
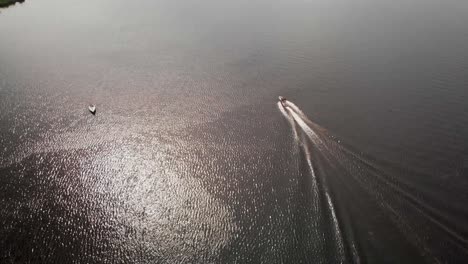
[278, 101, 349, 263]
[277, 99, 468, 263]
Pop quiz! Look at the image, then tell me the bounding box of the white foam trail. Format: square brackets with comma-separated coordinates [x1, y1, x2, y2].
[301, 134, 321, 217]
[279, 100, 346, 262]
[326, 191, 346, 261]
[279, 99, 447, 263]
[288, 110, 322, 147]
[287, 109, 338, 168]
[277, 102, 299, 141]
[304, 136, 346, 262]
[284, 101, 310, 122]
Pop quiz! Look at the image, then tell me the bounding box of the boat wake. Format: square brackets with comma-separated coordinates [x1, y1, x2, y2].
[278, 99, 468, 263]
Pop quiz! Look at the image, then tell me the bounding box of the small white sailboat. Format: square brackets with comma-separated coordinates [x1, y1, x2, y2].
[88, 105, 96, 115]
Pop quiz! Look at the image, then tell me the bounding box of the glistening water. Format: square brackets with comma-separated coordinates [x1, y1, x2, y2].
[1, 0, 468, 263]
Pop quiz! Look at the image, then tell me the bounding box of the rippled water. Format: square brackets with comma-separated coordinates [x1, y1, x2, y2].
[1, 0, 468, 263]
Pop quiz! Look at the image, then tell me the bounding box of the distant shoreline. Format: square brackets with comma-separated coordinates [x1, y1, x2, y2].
[0, 0, 24, 8]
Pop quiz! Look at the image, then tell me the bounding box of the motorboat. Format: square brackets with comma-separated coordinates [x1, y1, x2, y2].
[88, 105, 96, 115]
[278, 96, 287, 106]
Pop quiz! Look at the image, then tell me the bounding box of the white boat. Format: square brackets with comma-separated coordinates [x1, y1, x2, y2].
[88, 105, 96, 115]
[278, 96, 287, 106]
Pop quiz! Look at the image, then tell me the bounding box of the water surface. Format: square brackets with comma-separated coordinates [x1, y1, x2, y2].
[1, 0, 468, 263]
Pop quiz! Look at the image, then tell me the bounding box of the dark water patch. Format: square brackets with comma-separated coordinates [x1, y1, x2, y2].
[279, 100, 468, 263]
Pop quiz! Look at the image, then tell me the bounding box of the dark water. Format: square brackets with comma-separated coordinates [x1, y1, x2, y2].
[1, 0, 468, 263]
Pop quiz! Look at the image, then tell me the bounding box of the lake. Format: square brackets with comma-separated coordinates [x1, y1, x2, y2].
[1, 0, 468, 263]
